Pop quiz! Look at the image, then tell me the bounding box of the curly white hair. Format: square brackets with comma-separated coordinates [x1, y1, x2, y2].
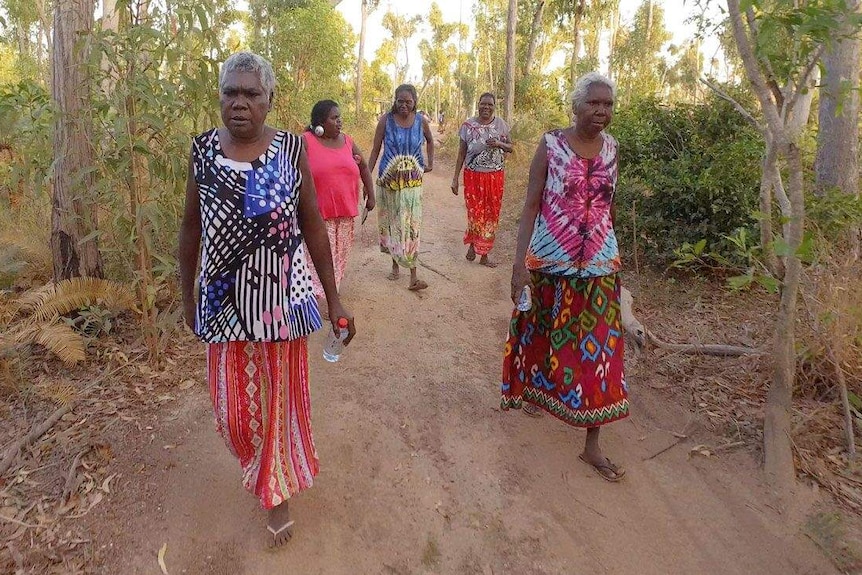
[569, 72, 616, 110]
[218, 52, 276, 100]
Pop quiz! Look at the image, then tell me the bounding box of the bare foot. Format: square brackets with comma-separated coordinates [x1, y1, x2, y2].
[479, 255, 498, 268]
[408, 279, 428, 291]
[266, 501, 294, 548]
[465, 244, 476, 261]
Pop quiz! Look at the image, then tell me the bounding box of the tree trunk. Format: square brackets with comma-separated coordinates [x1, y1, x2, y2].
[355, 0, 369, 119]
[764, 142, 805, 494]
[523, 0, 545, 77]
[51, 0, 103, 281]
[504, 0, 518, 123]
[608, 1, 620, 79]
[759, 136, 781, 277]
[568, 0, 586, 89]
[814, 1, 860, 199]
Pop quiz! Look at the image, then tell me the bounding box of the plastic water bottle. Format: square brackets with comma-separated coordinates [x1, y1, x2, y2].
[322, 317, 349, 362]
[516, 285, 532, 312]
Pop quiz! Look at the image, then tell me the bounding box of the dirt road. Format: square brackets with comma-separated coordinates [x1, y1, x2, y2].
[99, 166, 835, 574]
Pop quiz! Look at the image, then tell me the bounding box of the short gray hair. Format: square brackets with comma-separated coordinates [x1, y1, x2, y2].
[569, 72, 616, 109]
[219, 52, 276, 99]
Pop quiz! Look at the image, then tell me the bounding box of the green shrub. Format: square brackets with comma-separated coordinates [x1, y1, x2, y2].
[612, 95, 764, 265]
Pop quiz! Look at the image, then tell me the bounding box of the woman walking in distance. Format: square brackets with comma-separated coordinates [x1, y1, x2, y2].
[368, 84, 435, 291]
[451, 92, 513, 267]
[303, 99, 375, 314]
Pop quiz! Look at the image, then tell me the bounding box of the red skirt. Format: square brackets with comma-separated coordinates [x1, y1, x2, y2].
[463, 168, 504, 255]
[208, 339, 319, 509]
[501, 272, 629, 427]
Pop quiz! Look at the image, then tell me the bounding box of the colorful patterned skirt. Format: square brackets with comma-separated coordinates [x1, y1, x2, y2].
[501, 272, 629, 428]
[376, 181, 422, 269]
[463, 168, 504, 255]
[308, 216, 356, 300]
[207, 338, 319, 509]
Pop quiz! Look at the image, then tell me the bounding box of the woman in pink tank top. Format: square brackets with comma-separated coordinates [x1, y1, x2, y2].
[303, 100, 375, 314]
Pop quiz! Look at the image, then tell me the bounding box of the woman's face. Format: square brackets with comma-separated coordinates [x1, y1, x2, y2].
[477, 96, 495, 121]
[322, 106, 342, 137]
[574, 84, 614, 134]
[394, 90, 415, 116]
[220, 70, 271, 140]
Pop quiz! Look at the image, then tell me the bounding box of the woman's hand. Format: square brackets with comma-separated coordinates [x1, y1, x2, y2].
[511, 264, 531, 305]
[327, 299, 356, 345]
[364, 191, 376, 212]
[451, 177, 459, 195]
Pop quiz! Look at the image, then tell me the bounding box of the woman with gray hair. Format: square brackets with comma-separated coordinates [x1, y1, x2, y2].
[501, 71, 629, 482]
[178, 51, 356, 546]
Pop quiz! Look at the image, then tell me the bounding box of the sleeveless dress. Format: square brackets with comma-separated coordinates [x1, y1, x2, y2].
[376, 113, 425, 269]
[501, 130, 629, 428]
[191, 128, 320, 508]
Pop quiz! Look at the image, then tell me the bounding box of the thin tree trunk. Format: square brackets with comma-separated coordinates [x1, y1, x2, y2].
[355, 0, 369, 119]
[523, 0, 545, 77]
[814, 1, 860, 255]
[568, 0, 586, 89]
[764, 142, 805, 493]
[51, 0, 104, 281]
[608, 1, 620, 79]
[759, 136, 781, 277]
[504, 0, 518, 123]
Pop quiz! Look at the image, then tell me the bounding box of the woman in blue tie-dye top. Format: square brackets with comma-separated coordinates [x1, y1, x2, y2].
[368, 84, 435, 291]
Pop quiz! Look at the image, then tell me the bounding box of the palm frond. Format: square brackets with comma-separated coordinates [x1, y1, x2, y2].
[17, 282, 58, 313]
[32, 322, 86, 366]
[30, 278, 135, 322]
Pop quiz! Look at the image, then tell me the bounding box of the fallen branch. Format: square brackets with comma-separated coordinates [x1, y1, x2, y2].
[0, 403, 72, 476]
[0, 362, 135, 477]
[647, 329, 764, 357]
[620, 287, 762, 356]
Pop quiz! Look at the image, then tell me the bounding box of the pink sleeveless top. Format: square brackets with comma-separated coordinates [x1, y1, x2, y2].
[302, 132, 360, 219]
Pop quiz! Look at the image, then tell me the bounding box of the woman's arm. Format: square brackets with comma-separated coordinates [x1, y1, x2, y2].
[367, 115, 387, 174]
[511, 136, 548, 304]
[297, 144, 356, 343]
[352, 140, 376, 211]
[178, 149, 202, 331]
[422, 116, 434, 172]
[451, 138, 467, 195]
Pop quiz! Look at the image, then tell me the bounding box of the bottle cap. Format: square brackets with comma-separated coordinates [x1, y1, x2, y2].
[337, 317, 349, 328]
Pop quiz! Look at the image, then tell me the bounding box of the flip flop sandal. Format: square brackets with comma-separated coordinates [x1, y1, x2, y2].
[267, 519, 295, 549]
[579, 454, 626, 483]
[465, 247, 476, 261]
[522, 403, 543, 418]
[408, 280, 428, 291]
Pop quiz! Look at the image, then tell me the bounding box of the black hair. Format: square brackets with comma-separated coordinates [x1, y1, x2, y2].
[307, 99, 339, 131]
[478, 92, 496, 104]
[391, 84, 418, 113]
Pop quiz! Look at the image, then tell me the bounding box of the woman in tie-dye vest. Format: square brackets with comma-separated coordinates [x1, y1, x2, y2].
[502, 72, 629, 482]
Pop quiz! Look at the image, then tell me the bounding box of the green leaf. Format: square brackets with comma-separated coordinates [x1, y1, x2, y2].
[754, 275, 780, 293]
[849, 391, 862, 412]
[773, 238, 793, 257]
[693, 239, 707, 256]
[728, 274, 754, 291]
[796, 231, 815, 264]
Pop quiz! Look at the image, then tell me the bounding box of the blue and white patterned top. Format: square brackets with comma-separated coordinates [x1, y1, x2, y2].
[191, 128, 322, 343]
[378, 113, 425, 177]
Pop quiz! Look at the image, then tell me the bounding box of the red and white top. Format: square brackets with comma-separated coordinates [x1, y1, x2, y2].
[302, 131, 360, 220]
